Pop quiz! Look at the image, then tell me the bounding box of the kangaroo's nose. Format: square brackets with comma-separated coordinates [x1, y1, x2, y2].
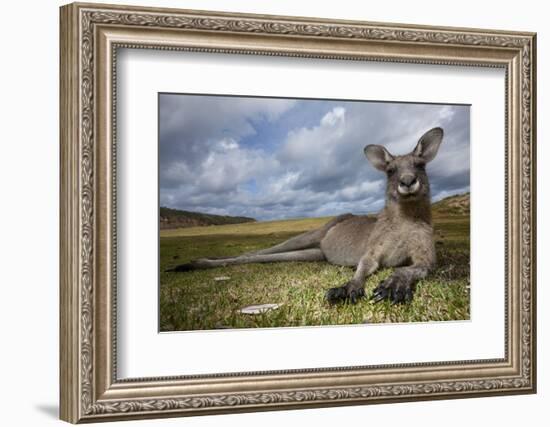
[400, 174, 417, 187]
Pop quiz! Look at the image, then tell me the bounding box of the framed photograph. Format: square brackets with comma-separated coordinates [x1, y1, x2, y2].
[158, 94, 472, 331]
[60, 2, 536, 423]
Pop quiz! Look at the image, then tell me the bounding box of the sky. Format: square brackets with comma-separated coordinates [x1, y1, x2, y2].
[159, 93, 470, 221]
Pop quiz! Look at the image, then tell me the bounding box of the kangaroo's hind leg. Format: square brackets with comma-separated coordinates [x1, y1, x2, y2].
[243, 214, 354, 256]
[202, 228, 327, 261]
[166, 214, 353, 272]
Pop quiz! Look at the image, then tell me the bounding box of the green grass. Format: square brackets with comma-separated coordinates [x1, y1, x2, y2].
[160, 213, 470, 331]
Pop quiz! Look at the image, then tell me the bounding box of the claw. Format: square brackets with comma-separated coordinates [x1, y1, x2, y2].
[372, 295, 385, 304]
[404, 288, 413, 303]
[371, 287, 388, 303]
[325, 282, 365, 305]
[372, 277, 415, 305]
[350, 288, 366, 304]
[391, 288, 404, 305]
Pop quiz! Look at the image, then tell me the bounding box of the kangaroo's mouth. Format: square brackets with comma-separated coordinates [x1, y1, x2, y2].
[397, 180, 421, 197]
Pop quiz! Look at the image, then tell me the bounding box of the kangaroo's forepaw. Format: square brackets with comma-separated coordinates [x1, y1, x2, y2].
[371, 276, 414, 305]
[325, 282, 365, 305]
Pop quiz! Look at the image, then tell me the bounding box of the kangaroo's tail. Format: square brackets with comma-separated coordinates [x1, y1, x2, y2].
[165, 262, 200, 273]
[165, 259, 215, 272]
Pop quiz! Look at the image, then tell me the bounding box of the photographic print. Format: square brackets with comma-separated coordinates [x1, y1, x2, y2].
[159, 94, 471, 331]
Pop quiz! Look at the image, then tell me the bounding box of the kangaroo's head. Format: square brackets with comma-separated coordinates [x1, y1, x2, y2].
[364, 127, 444, 204]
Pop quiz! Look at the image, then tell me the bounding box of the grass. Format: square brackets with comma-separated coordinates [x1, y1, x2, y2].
[160, 213, 470, 331]
[160, 216, 332, 237]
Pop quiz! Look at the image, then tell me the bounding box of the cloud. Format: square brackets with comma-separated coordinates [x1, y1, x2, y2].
[160, 95, 470, 220]
[159, 94, 295, 189]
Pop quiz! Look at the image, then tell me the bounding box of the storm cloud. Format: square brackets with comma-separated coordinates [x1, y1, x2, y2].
[159, 94, 470, 221]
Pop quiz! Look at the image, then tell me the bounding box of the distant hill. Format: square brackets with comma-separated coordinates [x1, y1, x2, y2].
[432, 192, 470, 215]
[160, 207, 256, 229]
[160, 193, 468, 230]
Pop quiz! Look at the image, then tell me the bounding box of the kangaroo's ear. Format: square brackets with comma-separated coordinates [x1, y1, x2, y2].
[364, 144, 394, 171]
[412, 127, 444, 163]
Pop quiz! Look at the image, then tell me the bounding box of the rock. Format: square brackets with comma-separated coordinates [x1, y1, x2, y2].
[239, 304, 280, 315]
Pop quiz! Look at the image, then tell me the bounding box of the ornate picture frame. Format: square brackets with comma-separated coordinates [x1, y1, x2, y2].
[60, 2, 536, 423]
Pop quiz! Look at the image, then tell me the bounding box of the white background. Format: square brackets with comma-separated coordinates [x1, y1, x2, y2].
[118, 50, 504, 377]
[0, 0, 545, 426]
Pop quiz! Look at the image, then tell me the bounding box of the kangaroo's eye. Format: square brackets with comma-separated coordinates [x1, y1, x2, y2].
[414, 159, 426, 168]
[387, 166, 396, 176]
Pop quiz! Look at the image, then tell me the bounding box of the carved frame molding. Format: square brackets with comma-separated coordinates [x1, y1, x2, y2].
[60, 2, 536, 423]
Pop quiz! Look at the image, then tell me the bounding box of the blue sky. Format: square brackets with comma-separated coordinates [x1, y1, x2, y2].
[159, 94, 470, 221]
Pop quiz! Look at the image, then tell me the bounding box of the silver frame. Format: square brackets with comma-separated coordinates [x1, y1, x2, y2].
[60, 2, 536, 423]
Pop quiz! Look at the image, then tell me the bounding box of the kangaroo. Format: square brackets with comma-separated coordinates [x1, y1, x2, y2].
[167, 127, 444, 305]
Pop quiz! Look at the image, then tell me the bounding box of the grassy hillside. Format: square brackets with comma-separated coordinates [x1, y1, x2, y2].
[160, 216, 332, 237]
[432, 192, 470, 215]
[160, 206, 255, 229]
[160, 194, 470, 331]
